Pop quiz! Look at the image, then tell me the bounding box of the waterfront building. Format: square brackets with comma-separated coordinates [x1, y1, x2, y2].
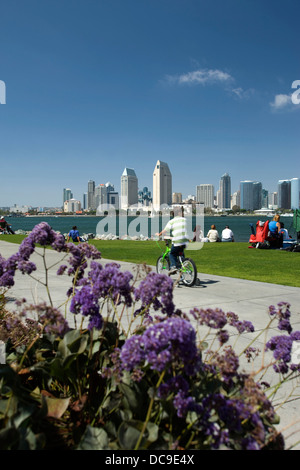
[277, 178, 300, 210]
[139, 187, 152, 206]
[95, 184, 107, 208]
[240, 180, 263, 211]
[83, 192, 87, 211]
[278, 180, 291, 209]
[63, 188, 73, 206]
[261, 189, 269, 209]
[219, 173, 231, 209]
[253, 182, 262, 211]
[106, 182, 119, 208]
[291, 178, 300, 209]
[64, 198, 81, 213]
[196, 184, 214, 208]
[121, 168, 138, 210]
[172, 192, 182, 204]
[87, 180, 95, 210]
[231, 190, 240, 209]
[269, 192, 278, 209]
[153, 160, 172, 210]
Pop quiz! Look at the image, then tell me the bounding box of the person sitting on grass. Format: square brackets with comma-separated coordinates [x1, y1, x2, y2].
[67, 226, 82, 243]
[0, 216, 15, 234]
[221, 225, 234, 242]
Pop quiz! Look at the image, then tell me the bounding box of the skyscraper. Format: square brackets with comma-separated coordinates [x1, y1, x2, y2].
[87, 180, 95, 210]
[219, 173, 231, 209]
[121, 168, 138, 210]
[196, 184, 214, 208]
[291, 178, 300, 210]
[63, 188, 73, 206]
[278, 180, 291, 209]
[94, 184, 107, 208]
[153, 160, 172, 210]
[240, 180, 263, 210]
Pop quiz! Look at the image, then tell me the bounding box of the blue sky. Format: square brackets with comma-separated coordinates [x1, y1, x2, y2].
[0, 0, 299, 207]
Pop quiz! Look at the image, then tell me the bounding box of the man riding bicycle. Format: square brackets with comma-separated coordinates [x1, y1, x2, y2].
[156, 206, 189, 276]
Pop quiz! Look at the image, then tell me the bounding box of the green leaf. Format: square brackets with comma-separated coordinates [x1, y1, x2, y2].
[118, 420, 158, 450]
[43, 396, 70, 419]
[76, 426, 109, 450]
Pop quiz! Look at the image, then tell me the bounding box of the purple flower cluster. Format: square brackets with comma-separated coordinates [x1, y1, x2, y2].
[188, 308, 254, 346]
[134, 272, 175, 317]
[0, 222, 68, 287]
[70, 262, 134, 330]
[268, 302, 292, 333]
[265, 302, 300, 374]
[266, 331, 300, 374]
[62, 242, 102, 290]
[120, 317, 200, 374]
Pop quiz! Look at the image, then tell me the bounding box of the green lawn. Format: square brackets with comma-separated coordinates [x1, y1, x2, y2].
[1, 235, 299, 287]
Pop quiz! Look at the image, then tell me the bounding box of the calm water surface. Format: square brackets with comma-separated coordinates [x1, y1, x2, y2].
[6, 215, 297, 243]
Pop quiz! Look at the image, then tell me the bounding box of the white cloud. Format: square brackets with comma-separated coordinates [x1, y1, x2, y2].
[270, 93, 292, 110]
[166, 68, 233, 86]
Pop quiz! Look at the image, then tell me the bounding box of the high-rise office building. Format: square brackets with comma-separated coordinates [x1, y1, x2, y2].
[153, 160, 172, 210]
[291, 178, 300, 210]
[83, 192, 87, 210]
[196, 184, 214, 208]
[121, 168, 138, 210]
[269, 192, 278, 208]
[240, 180, 263, 210]
[106, 182, 119, 208]
[231, 190, 240, 209]
[278, 180, 291, 209]
[253, 182, 262, 210]
[87, 180, 95, 210]
[63, 188, 73, 206]
[219, 173, 231, 209]
[94, 184, 107, 208]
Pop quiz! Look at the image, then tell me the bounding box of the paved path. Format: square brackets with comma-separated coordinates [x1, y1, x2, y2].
[1, 239, 300, 449]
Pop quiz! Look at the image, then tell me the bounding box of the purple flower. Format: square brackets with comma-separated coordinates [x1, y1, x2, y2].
[70, 285, 102, 330]
[120, 317, 201, 374]
[226, 312, 254, 334]
[88, 262, 134, 306]
[268, 302, 292, 334]
[265, 335, 293, 373]
[190, 307, 227, 329]
[134, 272, 175, 317]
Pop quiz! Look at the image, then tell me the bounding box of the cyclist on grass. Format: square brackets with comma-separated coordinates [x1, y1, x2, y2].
[156, 206, 189, 276]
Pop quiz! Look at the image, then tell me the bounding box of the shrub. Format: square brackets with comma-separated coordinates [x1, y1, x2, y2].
[0, 222, 299, 450]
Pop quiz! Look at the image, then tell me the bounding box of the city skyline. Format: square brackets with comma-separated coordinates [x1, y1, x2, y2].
[0, 1, 299, 207]
[59, 166, 298, 213]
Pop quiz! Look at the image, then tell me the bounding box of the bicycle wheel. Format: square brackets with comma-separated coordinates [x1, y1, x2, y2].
[156, 256, 170, 275]
[180, 258, 197, 287]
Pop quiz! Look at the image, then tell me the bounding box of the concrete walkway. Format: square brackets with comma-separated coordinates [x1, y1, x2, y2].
[1, 239, 300, 449]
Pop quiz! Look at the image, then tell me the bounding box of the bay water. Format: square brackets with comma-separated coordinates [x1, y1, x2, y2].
[5, 215, 297, 243]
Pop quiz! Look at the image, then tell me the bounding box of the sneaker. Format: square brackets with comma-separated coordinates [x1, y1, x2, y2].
[168, 267, 178, 276]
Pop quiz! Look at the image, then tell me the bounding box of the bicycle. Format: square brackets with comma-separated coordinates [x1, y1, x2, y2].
[155, 237, 198, 287]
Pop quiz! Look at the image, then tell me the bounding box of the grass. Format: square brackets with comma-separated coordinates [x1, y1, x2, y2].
[1, 235, 300, 287]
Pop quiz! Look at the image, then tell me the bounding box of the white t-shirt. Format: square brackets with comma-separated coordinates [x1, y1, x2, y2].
[164, 216, 189, 247]
[222, 228, 234, 240]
